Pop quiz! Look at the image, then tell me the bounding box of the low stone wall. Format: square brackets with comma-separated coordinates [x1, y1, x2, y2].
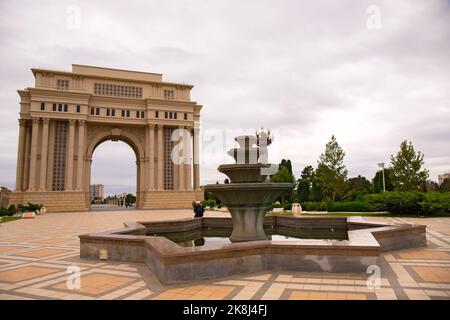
[140, 190, 203, 209]
[9, 189, 204, 212]
[372, 225, 427, 252]
[9, 191, 88, 212]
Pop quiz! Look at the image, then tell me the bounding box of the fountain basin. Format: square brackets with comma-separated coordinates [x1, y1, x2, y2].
[79, 216, 427, 284]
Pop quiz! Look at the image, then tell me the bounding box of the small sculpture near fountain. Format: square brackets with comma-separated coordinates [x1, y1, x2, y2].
[204, 129, 293, 242]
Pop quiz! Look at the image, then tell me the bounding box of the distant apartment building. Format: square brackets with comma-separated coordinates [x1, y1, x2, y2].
[438, 172, 450, 185]
[90, 184, 104, 203]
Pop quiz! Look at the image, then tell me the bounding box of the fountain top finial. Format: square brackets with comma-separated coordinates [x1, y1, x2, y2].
[227, 128, 272, 164]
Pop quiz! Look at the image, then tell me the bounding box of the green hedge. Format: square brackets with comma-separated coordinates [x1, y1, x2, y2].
[328, 201, 375, 212]
[419, 192, 450, 215]
[301, 202, 328, 211]
[301, 201, 375, 212]
[364, 192, 450, 215]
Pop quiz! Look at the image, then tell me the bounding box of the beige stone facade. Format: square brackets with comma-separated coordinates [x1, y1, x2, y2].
[10, 64, 203, 212]
[0, 187, 11, 208]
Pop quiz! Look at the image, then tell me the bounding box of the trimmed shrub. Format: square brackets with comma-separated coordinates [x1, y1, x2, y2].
[301, 202, 328, 211]
[363, 192, 424, 215]
[419, 192, 450, 215]
[328, 201, 375, 212]
[18, 202, 43, 213]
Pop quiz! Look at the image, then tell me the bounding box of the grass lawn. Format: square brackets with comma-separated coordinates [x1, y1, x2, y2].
[0, 216, 22, 223]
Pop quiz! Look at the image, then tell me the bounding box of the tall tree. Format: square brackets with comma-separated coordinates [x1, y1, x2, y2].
[271, 161, 295, 203]
[271, 166, 295, 183]
[279, 159, 293, 175]
[390, 140, 429, 191]
[315, 135, 348, 201]
[372, 168, 394, 193]
[343, 175, 372, 201]
[297, 165, 314, 202]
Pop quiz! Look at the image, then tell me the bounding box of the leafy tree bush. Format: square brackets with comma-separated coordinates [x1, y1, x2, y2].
[125, 194, 136, 205]
[315, 135, 348, 202]
[297, 165, 314, 202]
[390, 140, 429, 191]
[271, 163, 295, 203]
[372, 168, 394, 193]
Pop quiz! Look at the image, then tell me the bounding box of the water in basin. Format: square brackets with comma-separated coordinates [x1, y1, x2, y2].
[146, 226, 348, 247]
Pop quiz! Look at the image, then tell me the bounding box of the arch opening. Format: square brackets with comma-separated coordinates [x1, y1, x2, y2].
[90, 139, 138, 210]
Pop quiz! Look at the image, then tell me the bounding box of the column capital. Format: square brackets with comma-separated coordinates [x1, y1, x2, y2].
[31, 117, 39, 124]
[148, 123, 155, 129]
[42, 118, 50, 124]
[68, 119, 76, 125]
[18, 119, 27, 126]
[157, 124, 164, 129]
[78, 119, 86, 125]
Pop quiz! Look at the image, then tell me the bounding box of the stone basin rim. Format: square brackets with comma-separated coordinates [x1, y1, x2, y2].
[79, 216, 427, 283]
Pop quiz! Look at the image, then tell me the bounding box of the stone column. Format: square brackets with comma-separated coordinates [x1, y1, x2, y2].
[66, 119, 75, 191]
[23, 124, 31, 190]
[157, 124, 164, 190]
[76, 120, 85, 190]
[186, 128, 193, 190]
[28, 118, 39, 191]
[148, 124, 155, 190]
[38, 118, 50, 191]
[15, 119, 27, 191]
[193, 124, 200, 190]
[178, 126, 185, 190]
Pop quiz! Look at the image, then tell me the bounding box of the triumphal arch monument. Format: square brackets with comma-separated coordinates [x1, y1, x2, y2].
[9, 64, 203, 212]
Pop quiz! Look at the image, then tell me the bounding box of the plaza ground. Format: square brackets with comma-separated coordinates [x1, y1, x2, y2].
[1, 209, 450, 300]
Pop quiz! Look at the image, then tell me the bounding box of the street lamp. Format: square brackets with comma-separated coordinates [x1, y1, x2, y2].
[377, 162, 386, 192]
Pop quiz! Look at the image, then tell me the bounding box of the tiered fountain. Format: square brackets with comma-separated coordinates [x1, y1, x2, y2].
[204, 131, 293, 242]
[80, 129, 427, 284]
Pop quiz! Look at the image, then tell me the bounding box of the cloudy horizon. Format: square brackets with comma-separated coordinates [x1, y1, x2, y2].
[0, 0, 449, 195]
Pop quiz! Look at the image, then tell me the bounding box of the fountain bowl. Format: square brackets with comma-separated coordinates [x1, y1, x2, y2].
[218, 163, 271, 183]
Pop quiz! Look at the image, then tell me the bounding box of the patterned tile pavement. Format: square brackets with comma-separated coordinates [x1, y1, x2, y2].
[1, 210, 450, 300]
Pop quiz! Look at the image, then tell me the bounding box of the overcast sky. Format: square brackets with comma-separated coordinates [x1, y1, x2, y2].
[0, 0, 449, 195]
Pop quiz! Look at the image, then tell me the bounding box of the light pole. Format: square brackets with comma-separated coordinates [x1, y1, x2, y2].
[377, 162, 386, 192]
